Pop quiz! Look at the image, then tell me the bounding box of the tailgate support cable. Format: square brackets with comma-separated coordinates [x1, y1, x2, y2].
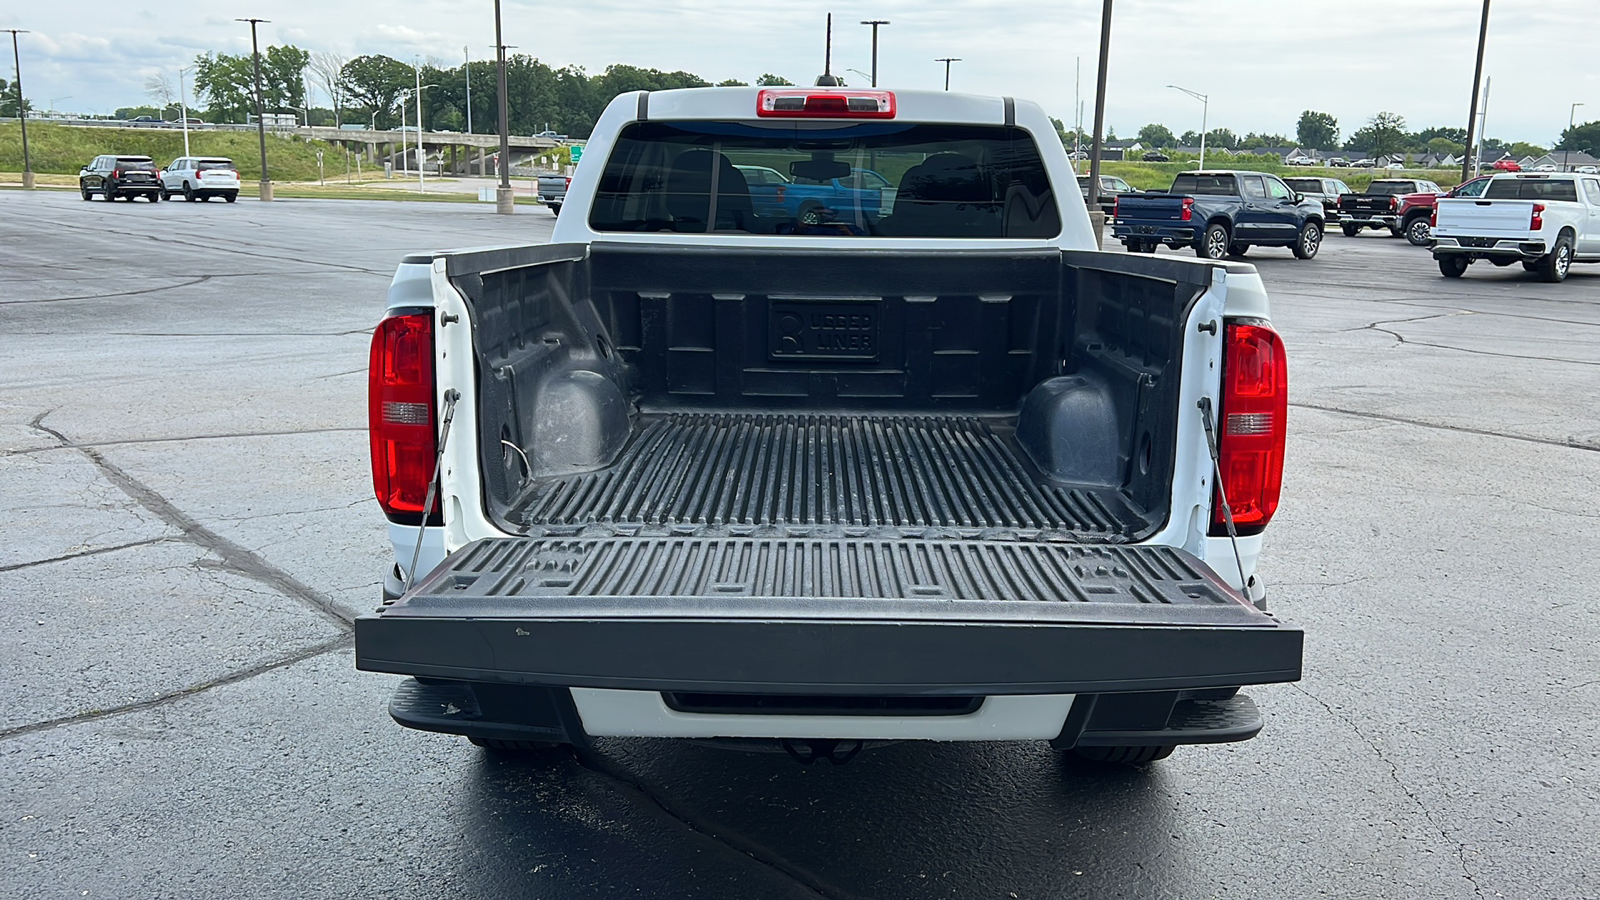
[405, 388, 459, 589]
[1198, 397, 1250, 595]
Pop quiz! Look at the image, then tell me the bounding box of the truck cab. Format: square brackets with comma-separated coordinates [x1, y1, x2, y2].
[355, 86, 1301, 765]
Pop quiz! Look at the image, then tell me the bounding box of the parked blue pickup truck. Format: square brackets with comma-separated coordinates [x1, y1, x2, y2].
[1113, 171, 1325, 260]
[736, 164, 888, 225]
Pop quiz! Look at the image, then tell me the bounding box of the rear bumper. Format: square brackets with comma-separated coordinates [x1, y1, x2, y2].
[356, 538, 1302, 698]
[1112, 224, 1197, 246]
[1433, 237, 1546, 259]
[1338, 214, 1397, 228]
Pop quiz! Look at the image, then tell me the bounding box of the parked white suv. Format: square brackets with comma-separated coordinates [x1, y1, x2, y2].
[160, 157, 241, 203]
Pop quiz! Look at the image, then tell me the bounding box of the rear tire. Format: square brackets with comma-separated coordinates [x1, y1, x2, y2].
[1522, 260, 1540, 272]
[1404, 215, 1431, 246]
[80, 184, 91, 201]
[1292, 222, 1323, 259]
[1197, 223, 1230, 260]
[1341, 223, 1360, 238]
[1227, 243, 1249, 257]
[1388, 224, 1405, 238]
[103, 184, 116, 201]
[1438, 256, 1469, 278]
[1072, 745, 1176, 765]
[183, 182, 195, 202]
[147, 191, 161, 202]
[798, 203, 824, 226]
[159, 185, 171, 201]
[224, 192, 237, 203]
[1538, 236, 1573, 283]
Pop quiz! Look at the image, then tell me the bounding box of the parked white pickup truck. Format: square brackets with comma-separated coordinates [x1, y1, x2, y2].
[355, 85, 1302, 766]
[1433, 173, 1600, 282]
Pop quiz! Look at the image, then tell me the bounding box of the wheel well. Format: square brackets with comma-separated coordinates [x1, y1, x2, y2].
[1558, 226, 1577, 243]
[1403, 210, 1429, 223]
[1305, 216, 1324, 229]
[1206, 217, 1231, 232]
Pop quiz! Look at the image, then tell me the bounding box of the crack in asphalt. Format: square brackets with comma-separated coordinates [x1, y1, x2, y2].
[0, 275, 211, 306]
[28, 412, 356, 628]
[1352, 312, 1600, 366]
[0, 636, 352, 743]
[570, 746, 859, 900]
[5, 425, 366, 457]
[1292, 403, 1600, 453]
[0, 537, 174, 573]
[1290, 684, 1486, 899]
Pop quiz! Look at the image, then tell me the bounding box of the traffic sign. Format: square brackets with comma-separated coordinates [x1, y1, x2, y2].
[569, 145, 583, 163]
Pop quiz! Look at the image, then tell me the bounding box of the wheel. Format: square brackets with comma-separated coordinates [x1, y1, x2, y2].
[1404, 215, 1431, 246]
[103, 183, 116, 201]
[548, 202, 561, 216]
[1072, 745, 1176, 765]
[1522, 260, 1540, 272]
[1537, 236, 1574, 283]
[159, 185, 170, 201]
[183, 182, 195, 202]
[1292, 222, 1322, 259]
[468, 736, 563, 753]
[1388, 224, 1404, 238]
[224, 192, 237, 203]
[1227, 243, 1249, 257]
[80, 183, 91, 201]
[798, 203, 824, 226]
[1196, 223, 1230, 260]
[1341, 223, 1360, 238]
[1437, 256, 1469, 278]
[147, 191, 161, 202]
[200, 195, 211, 201]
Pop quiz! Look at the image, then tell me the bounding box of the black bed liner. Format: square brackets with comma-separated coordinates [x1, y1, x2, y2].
[507, 412, 1143, 539]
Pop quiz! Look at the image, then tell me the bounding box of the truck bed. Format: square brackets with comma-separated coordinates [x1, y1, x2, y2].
[508, 411, 1144, 538]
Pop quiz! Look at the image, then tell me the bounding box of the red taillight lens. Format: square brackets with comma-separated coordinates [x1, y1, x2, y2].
[756, 89, 896, 119]
[1388, 196, 1398, 210]
[369, 312, 439, 522]
[112, 169, 121, 178]
[564, 175, 571, 189]
[1113, 195, 1120, 218]
[1531, 203, 1545, 231]
[1211, 321, 1288, 536]
[1430, 208, 1437, 227]
[1181, 197, 1194, 221]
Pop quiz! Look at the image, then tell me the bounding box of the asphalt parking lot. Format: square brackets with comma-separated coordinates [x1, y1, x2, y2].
[2, 191, 1597, 899]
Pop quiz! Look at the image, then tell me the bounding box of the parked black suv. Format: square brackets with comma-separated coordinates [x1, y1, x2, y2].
[1141, 149, 1171, 162]
[79, 155, 163, 202]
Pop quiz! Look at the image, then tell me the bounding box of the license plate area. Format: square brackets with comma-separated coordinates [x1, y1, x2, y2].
[769, 300, 880, 361]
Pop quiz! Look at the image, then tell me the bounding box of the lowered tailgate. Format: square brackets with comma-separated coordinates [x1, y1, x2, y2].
[356, 537, 1302, 695]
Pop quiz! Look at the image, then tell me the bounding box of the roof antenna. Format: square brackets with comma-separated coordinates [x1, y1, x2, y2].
[816, 13, 843, 86]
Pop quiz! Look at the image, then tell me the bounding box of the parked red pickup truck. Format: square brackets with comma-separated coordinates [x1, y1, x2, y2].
[1395, 175, 1493, 246]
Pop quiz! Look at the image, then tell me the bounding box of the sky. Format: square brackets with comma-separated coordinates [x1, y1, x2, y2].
[6, 0, 1596, 146]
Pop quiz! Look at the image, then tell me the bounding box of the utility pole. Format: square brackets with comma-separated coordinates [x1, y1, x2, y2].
[494, 0, 513, 214]
[414, 59, 425, 193]
[1461, 0, 1491, 182]
[5, 29, 32, 189]
[1566, 102, 1584, 172]
[464, 46, 472, 135]
[1477, 76, 1492, 176]
[179, 65, 193, 156]
[1087, 0, 1113, 223]
[860, 20, 889, 87]
[936, 57, 961, 91]
[236, 18, 272, 201]
[1168, 85, 1209, 171]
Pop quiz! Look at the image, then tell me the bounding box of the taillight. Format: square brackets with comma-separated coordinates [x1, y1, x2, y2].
[1113, 195, 1120, 218]
[1211, 321, 1287, 536]
[112, 169, 121, 178]
[756, 89, 896, 119]
[369, 311, 439, 523]
[1531, 203, 1545, 231]
[1181, 197, 1194, 221]
[1430, 207, 1437, 227]
[1388, 196, 1398, 210]
[565, 176, 572, 189]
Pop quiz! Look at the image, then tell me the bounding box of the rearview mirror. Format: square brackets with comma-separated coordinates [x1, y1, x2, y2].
[790, 159, 852, 183]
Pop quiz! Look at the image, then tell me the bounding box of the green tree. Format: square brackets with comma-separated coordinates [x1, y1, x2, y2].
[262, 45, 310, 111]
[717, 78, 748, 87]
[1414, 125, 1467, 145]
[1508, 141, 1547, 159]
[1205, 127, 1239, 150]
[1296, 110, 1338, 149]
[755, 74, 794, 86]
[1179, 130, 1199, 147]
[1427, 136, 1465, 156]
[1241, 132, 1290, 150]
[1556, 120, 1600, 155]
[1136, 123, 1175, 148]
[340, 54, 412, 129]
[193, 51, 256, 123]
[0, 76, 28, 117]
[1346, 112, 1406, 158]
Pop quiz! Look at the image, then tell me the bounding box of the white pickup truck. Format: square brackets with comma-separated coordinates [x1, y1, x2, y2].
[1433, 172, 1600, 282]
[355, 85, 1302, 765]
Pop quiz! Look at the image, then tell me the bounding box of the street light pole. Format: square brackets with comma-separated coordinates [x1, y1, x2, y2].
[494, 0, 513, 214]
[464, 46, 472, 135]
[1461, 0, 1491, 182]
[1168, 84, 1209, 171]
[1087, 0, 1113, 216]
[236, 17, 272, 201]
[935, 57, 960, 91]
[860, 20, 889, 87]
[415, 60, 425, 193]
[5, 29, 33, 189]
[178, 65, 192, 156]
[1566, 102, 1584, 172]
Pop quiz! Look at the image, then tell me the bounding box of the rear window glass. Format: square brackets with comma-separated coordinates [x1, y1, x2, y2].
[1364, 181, 1415, 195]
[197, 159, 235, 171]
[1484, 178, 1579, 202]
[115, 158, 157, 171]
[1170, 174, 1236, 196]
[1283, 178, 1322, 192]
[590, 121, 1060, 238]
